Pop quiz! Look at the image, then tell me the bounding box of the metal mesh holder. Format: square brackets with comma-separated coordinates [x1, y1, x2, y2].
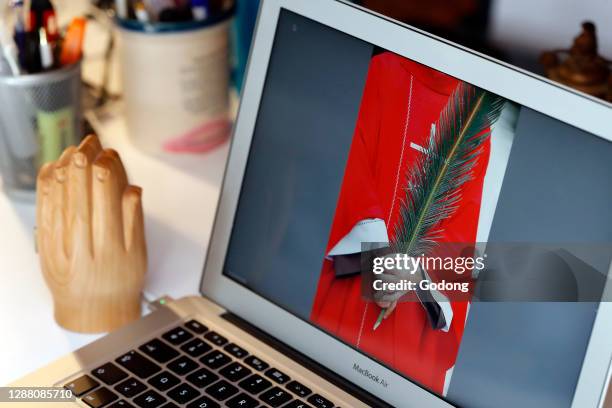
[0, 63, 82, 200]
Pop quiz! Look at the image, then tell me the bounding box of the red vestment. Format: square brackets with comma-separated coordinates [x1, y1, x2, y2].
[310, 52, 490, 394]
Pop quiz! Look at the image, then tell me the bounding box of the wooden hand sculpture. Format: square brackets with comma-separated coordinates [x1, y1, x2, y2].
[36, 135, 146, 333]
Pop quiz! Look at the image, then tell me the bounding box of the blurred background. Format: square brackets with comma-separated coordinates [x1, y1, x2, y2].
[30, 0, 612, 98]
[63, 0, 612, 136]
[357, 0, 612, 78]
[2, 0, 610, 159]
[92, 0, 612, 93]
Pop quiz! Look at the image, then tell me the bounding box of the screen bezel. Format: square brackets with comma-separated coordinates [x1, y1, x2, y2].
[201, 1, 612, 406]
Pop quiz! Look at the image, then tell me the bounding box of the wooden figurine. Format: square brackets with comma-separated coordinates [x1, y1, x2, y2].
[36, 135, 147, 333]
[540, 22, 612, 100]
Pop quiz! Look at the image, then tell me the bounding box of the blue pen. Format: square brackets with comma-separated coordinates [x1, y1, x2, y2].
[191, 0, 209, 21]
[12, 1, 26, 68]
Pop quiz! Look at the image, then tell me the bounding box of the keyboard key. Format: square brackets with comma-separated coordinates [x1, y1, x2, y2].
[244, 356, 269, 371]
[116, 351, 161, 379]
[162, 327, 194, 345]
[187, 395, 220, 408]
[226, 392, 258, 408]
[168, 356, 199, 376]
[92, 363, 129, 385]
[185, 319, 208, 334]
[307, 394, 334, 408]
[181, 338, 212, 357]
[224, 343, 248, 359]
[82, 387, 119, 408]
[167, 383, 201, 404]
[133, 390, 167, 408]
[186, 367, 219, 389]
[114, 377, 146, 398]
[160, 404, 179, 408]
[220, 362, 252, 382]
[204, 331, 228, 346]
[109, 400, 136, 408]
[64, 374, 99, 396]
[238, 374, 272, 395]
[148, 371, 180, 392]
[139, 339, 179, 363]
[206, 379, 238, 401]
[265, 368, 290, 385]
[260, 387, 292, 407]
[200, 350, 231, 369]
[286, 381, 312, 398]
[284, 401, 314, 408]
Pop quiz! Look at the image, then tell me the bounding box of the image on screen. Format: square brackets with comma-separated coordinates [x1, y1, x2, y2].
[309, 49, 518, 395]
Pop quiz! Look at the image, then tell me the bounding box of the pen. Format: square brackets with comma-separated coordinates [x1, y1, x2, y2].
[29, 0, 57, 39]
[10, 0, 26, 68]
[23, 28, 42, 73]
[23, 0, 52, 73]
[0, 54, 11, 76]
[0, 38, 21, 76]
[13, 18, 26, 69]
[38, 27, 53, 69]
[0, 11, 21, 75]
[191, 0, 209, 21]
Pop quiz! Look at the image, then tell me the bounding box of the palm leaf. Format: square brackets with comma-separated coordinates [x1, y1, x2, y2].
[373, 83, 505, 330]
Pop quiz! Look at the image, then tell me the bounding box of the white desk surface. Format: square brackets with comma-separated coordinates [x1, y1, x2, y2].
[0, 103, 229, 385]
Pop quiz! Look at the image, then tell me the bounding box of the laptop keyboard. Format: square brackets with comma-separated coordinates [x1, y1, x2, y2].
[64, 320, 338, 408]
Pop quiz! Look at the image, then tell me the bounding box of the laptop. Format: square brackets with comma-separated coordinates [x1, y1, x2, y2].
[11, 1, 612, 407]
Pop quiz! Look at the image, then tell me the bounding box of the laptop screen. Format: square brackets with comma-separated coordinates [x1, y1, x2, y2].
[222, 9, 612, 408]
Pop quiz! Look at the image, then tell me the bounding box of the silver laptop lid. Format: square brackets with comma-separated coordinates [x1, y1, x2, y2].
[202, 1, 612, 407]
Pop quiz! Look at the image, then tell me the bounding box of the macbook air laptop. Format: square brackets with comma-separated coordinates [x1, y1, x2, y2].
[11, 1, 612, 407]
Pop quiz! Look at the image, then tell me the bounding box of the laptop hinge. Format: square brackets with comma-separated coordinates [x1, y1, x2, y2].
[221, 312, 393, 408]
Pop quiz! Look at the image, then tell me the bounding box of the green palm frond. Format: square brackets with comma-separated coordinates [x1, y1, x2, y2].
[373, 83, 505, 331]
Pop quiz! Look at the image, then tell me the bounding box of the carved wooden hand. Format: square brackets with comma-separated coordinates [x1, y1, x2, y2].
[36, 135, 146, 333]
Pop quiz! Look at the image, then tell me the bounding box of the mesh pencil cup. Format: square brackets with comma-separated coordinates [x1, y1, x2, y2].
[0, 63, 82, 201]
